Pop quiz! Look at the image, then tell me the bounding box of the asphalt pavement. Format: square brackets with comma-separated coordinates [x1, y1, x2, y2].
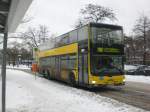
[96, 81, 150, 111]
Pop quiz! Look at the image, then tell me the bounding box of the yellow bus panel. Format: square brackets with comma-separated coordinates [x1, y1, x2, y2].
[38, 43, 78, 58]
[89, 75, 125, 85]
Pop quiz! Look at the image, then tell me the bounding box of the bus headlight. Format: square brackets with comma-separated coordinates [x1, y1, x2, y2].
[123, 79, 125, 82]
[92, 81, 96, 84]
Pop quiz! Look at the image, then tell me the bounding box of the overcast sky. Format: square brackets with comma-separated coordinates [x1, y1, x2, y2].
[17, 0, 150, 36]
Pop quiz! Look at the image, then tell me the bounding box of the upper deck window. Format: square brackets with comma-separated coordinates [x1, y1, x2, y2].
[91, 27, 123, 45]
[69, 30, 78, 43]
[78, 26, 88, 41]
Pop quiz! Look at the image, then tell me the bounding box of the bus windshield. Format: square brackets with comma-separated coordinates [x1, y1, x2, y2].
[91, 27, 123, 45]
[91, 55, 123, 76]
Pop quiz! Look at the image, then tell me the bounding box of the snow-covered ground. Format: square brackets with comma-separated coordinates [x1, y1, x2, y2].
[6, 64, 31, 70]
[124, 64, 150, 84]
[1, 69, 148, 112]
[125, 75, 150, 84]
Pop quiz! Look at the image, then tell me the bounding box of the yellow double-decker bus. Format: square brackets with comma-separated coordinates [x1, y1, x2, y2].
[37, 23, 125, 87]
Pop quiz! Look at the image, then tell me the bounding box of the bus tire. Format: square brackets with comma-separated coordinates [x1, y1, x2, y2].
[69, 73, 76, 87]
[42, 70, 46, 77]
[39, 68, 42, 74]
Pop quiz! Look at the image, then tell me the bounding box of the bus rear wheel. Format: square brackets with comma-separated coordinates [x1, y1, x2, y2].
[46, 70, 51, 80]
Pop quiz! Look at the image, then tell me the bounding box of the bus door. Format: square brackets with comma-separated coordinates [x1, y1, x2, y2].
[78, 54, 88, 84]
[55, 56, 61, 80]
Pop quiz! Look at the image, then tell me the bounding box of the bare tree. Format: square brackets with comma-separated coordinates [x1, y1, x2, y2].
[6, 42, 21, 65]
[22, 27, 39, 48]
[74, 19, 87, 28]
[21, 25, 51, 48]
[75, 4, 116, 28]
[124, 36, 137, 63]
[6, 41, 32, 66]
[133, 15, 150, 64]
[38, 25, 49, 43]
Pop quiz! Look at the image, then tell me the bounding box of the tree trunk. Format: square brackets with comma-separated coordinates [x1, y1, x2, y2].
[143, 52, 146, 65]
[143, 24, 146, 65]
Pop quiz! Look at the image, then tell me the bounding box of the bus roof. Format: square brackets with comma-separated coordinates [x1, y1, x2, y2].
[38, 23, 123, 51]
[54, 22, 123, 40]
[89, 23, 123, 30]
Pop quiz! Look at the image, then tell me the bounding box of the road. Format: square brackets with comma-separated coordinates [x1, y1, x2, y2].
[18, 69, 150, 111]
[95, 82, 150, 111]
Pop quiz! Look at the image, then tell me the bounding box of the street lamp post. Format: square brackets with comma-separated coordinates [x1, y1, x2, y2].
[1, 30, 8, 112]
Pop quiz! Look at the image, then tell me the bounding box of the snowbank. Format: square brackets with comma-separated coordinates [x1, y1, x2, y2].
[6, 64, 30, 70]
[125, 75, 150, 84]
[3, 69, 147, 112]
[124, 65, 150, 84]
[124, 65, 137, 71]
